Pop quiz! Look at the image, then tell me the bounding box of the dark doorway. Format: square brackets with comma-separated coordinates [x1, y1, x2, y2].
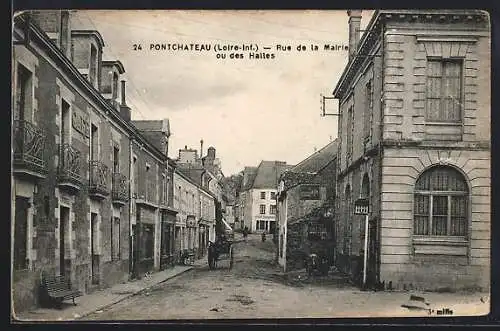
[59, 206, 70, 277]
[130, 224, 137, 278]
[14, 196, 30, 271]
[367, 217, 380, 288]
[90, 212, 99, 284]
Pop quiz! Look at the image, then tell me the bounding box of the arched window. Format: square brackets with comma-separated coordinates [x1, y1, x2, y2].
[414, 166, 468, 237]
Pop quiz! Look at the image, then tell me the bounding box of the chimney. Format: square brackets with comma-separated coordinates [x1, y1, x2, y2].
[120, 79, 127, 106]
[347, 10, 362, 62]
[119, 79, 131, 121]
[200, 139, 204, 157]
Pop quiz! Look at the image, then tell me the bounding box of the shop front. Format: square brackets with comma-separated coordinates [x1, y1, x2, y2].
[160, 209, 177, 270]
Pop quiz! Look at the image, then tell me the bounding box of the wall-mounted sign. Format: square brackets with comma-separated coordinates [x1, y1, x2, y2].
[354, 198, 369, 215]
[72, 109, 90, 138]
[300, 184, 320, 200]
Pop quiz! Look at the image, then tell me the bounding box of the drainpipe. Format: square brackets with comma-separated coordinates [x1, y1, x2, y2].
[129, 138, 133, 278]
[283, 196, 288, 273]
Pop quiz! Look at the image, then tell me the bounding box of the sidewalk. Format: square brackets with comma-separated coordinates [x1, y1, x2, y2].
[14, 258, 207, 322]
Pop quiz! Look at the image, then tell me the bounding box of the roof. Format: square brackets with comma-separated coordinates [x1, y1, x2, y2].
[278, 139, 338, 191]
[291, 139, 339, 174]
[71, 29, 105, 48]
[252, 161, 292, 189]
[102, 60, 125, 74]
[132, 119, 170, 134]
[241, 166, 258, 191]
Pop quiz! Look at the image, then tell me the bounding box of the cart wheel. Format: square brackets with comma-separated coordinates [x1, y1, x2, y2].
[229, 246, 234, 270]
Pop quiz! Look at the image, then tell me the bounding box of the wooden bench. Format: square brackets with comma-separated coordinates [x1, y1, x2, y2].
[40, 275, 82, 308]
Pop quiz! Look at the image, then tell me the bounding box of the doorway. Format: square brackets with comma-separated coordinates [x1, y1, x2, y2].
[14, 196, 30, 271]
[90, 212, 99, 284]
[367, 217, 380, 288]
[59, 206, 70, 277]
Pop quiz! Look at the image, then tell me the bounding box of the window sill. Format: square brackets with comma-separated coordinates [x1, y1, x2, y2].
[425, 122, 462, 127]
[412, 235, 468, 256]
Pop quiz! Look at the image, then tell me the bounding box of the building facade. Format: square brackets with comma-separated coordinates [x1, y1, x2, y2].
[334, 10, 490, 291]
[11, 11, 177, 314]
[173, 170, 200, 259]
[237, 161, 291, 233]
[277, 140, 338, 272]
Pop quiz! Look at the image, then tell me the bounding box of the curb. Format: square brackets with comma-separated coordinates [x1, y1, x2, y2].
[76, 266, 195, 320]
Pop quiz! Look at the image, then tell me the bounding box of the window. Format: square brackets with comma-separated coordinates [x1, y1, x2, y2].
[260, 191, 266, 199]
[61, 99, 71, 146]
[259, 204, 266, 214]
[426, 60, 462, 123]
[270, 205, 277, 215]
[90, 124, 98, 161]
[111, 217, 120, 261]
[113, 146, 120, 173]
[346, 106, 354, 160]
[15, 64, 33, 122]
[133, 156, 138, 195]
[363, 80, 373, 140]
[89, 44, 97, 87]
[112, 72, 119, 100]
[414, 166, 468, 236]
[270, 192, 276, 200]
[343, 185, 352, 255]
[161, 173, 167, 205]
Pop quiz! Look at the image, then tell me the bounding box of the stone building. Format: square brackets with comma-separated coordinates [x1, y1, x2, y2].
[130, 119, 176, 276]
[238, 161, 292, 233]
[11, 11, 176, 313]
[333, 10, 490, 290]
[173, 169, 200, 259]
[175, 144, 224, 241]
[276, 140, 338, 272]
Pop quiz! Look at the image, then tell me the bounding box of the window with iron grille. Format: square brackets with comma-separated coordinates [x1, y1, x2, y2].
[414, 166, 468, 236]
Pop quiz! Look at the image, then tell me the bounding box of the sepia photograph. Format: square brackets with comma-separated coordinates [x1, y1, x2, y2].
[11, 8, 491, 321]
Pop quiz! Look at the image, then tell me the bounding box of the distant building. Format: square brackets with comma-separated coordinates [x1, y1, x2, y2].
[277, 140, 338, 272]
[238, 161, 292, 233]
[333, 10, 490, 290]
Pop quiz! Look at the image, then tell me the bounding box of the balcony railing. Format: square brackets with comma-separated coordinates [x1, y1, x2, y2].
[13, 120, 47, 178]
[136, 180, 157, 207]
[112, 172, 129, 205]
[89, 160, 109, 199]
[58, 143, 83, 191]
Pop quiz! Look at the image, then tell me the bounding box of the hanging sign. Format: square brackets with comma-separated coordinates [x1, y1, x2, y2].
[354, 198, 369, 215]
[300, 184, 320, 200]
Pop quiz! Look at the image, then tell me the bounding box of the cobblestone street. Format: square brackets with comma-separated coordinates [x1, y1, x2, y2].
[81, 234, 488, 320]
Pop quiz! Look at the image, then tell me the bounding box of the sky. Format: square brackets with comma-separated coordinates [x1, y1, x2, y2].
[72, 10, 373, 176]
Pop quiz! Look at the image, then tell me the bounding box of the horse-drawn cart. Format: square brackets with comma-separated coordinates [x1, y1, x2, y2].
[207, 236, 234, 270]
